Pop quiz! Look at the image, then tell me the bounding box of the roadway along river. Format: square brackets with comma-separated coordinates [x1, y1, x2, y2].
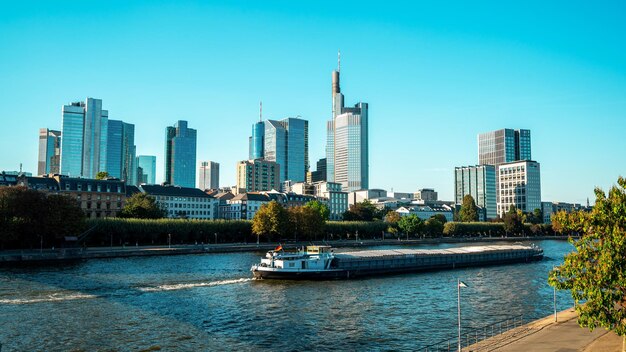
[0, 240, 574, 351]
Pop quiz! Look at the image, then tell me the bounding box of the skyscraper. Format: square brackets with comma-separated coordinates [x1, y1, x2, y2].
[165, 120, 197, 188]
[198, 161, 219, 190]
[38, 128, 61, 175]
[107, 120, 136, 184]
[454, 165, 497, 219]
[60, 98, 108, 178]
[136, 155, 156, 185]
[326, 53, 369, 192]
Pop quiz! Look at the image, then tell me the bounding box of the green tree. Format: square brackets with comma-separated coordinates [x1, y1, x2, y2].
[549, 177, 626, 346]
[252, 201, 289, 240]
[398, 214, 424, 236]
[430, 213, 448, 224]
[527, 208, 544, 224]
[45, 194, 87, 240]
[343, 200, 377, 221]
[385, 211, 401, 224]
[288, 206, 325, 241]
[459, 195, 479, 222]
[119, 193, 166, 219]
[96, 171, 109, 180]
[503, 206, 524, 235]
[423, 218, 444, 237]
[304, 200, 330, 221]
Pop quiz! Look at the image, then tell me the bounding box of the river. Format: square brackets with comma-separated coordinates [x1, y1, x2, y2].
[0, 240, 574, 351]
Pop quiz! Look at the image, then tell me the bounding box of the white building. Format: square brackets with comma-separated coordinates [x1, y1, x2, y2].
[313, 181, 348, 220]
[223, 193, 270, 220]
[497, 160, 541, 217]
[140, 184, 218, 219]
[348, 189, 387, 205]
[198, 161, 219, 190]
[395, 205, 454, 222]
[414, 188, 438, 202]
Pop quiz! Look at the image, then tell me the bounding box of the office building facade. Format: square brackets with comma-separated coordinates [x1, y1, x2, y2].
[249, 120, 265, 160]
[236, 159, 280, 193]
[454, 165, 497, 219]
[106, 120, 136, 184]
[38, 128, 62, 175]
[326, 58, 369, 192]
[497, 160, 541, 217]
[165, 120, 197, 188]
[136, 155, 156, 185]
[198, 161, 219, 190]
[60, 98, 108, 178]
[478, 128, 531, 166]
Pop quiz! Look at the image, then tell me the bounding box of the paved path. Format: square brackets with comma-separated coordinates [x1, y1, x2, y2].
[466, 308, 622, 351]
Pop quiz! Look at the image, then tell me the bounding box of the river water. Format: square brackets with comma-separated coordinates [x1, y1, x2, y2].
[0, 240, 574, 351]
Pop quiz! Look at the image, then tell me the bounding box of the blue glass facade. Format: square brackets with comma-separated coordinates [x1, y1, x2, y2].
[106, 120, 136, 184]
[249, 121, 264, 159]
[137, 155, 156, 184]
[261, 118, 308, 183]
[165, 120, 197, 188]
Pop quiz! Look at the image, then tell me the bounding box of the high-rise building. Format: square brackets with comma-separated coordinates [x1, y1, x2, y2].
[60, 98, 108, 178]
[198, 161, 220, 190]
[107, 120, 136, 184]
[307, 158, 327, 183]
[165, 120, 197, 188]
[478, 129, 531, 166]
[497, 160, 541, 217]
[136, 155, 156, 185]
[249, 120, 265, 160]
[38, 128, 61, 175]
[326, 54, 368, 192]
[236, 159, 280, 193]
[454, 165, 497, 219]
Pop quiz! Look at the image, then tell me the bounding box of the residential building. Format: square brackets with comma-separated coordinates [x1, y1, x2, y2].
[198, 161, 219, 190]
[414, 188, 438, 202]
[454, 165, 497, 219]
[0, 172, 19, 187]
[140, 184, 217, 219]
[223, 192, 270, 220]
[348, 189, 387, 205]
[263, 190, 317, 208]
[165, 120, 197, 188]
[106, 120, 136, 184]
[497, 160, 541, 217]
[541, 201, 587, 224]
[236, 159, 280, 193]
[18, 175, 126, 219]
[60, 98, 108, 178]
[395, 205, 454, 222]
[136, 155, 156, 185]
[326, 55, 369, 192]
[38, 128, 61, 175]
[313, 181, 348, 220]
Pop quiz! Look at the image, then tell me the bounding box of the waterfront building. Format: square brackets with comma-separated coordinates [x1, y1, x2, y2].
[198, 161, 219, 190]
[223, 192, 270, 220]
[454, 165, 497, 219]
[348, 189, 387, 206]
[165, 120, 197, 188]
[312, 181, 348, 220]
[136, 155, 156, 185]
[106, 120, 136, 184]
[263, 190, 317, 208]
[395, 204, 454, 222]
[497, 160, 541, 217]
[541, 201, 587, 224]
[38, 128, 61, 175]
[60, 98, 108, 178]
[236, 159, 280, 193]
[140, 184, 217, 219]
[326, 55, 369, 192]
[17, 175, 126, 218]
[414, 188, 438, 202]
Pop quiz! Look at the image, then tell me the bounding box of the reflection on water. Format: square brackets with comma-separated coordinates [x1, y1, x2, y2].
[0, 240, 574, 351]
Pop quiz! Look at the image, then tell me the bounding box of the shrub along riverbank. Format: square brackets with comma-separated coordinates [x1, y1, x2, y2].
[83, 218, 557, 247]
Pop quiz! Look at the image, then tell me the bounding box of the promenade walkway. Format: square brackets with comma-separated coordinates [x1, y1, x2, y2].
[465, 308, 622, 351]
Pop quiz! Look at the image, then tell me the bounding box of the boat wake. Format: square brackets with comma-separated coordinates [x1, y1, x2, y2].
[138, 278, 253, 292]
[0, 293, 98, 305]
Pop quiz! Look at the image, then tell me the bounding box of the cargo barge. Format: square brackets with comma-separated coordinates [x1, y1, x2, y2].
[250, 244, 543, 280]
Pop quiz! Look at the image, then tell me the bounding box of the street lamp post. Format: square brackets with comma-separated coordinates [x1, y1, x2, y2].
[168, 233, 171, 249]
[214, 232, 218, 245]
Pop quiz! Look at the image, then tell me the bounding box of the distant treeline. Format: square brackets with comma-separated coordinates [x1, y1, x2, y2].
[82, 218, 557, 247]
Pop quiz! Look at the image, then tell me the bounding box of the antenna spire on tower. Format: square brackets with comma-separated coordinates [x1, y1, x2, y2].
[338, 50, 341, 72]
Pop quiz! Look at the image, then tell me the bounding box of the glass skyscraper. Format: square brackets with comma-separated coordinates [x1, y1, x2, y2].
[60, 98, 108, 178]
[136, 155, 156, 185]
[326, 58, 369, 192]
[38, 128, 61, 175]
[454, 165, 497, 219]
[106, 120, 136, 184]
[249, 121, 265, 160]
[165, 120, 197, 188]
[198, 161, 219, 190]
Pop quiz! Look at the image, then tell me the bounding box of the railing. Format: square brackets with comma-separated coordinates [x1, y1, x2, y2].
[418, 314, 525, 351]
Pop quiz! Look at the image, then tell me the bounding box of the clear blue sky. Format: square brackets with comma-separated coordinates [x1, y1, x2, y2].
[1, 1, 624, 204]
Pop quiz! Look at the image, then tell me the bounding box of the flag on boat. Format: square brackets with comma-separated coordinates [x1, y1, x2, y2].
[275, 244, 283, 251]
[458, 281, 468, 288]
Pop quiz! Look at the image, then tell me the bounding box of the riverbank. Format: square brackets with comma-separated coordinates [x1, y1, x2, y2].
[0, 236, 571, 264]
[465, 307, 621, 351]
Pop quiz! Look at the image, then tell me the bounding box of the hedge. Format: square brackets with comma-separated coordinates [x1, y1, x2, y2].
[443, 222, 555, 237]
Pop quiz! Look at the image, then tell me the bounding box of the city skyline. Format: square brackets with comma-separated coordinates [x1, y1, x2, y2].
[1, 2, 625, 203]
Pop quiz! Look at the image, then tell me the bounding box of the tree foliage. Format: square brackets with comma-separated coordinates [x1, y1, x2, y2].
[96, 171, 109, 180]
[503, 205, 524, 235]
[119, 193, 166, 219]
[398, 214, 424, 236]
[423, 217, 444, 237]
[459, 195, 479, 222]
[343, 200, 377, 221]
[252, 201, 289, 240]
[304, 200, 330, 221]
[288, 206, 325, 241]
[549, 177, 626, 338]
